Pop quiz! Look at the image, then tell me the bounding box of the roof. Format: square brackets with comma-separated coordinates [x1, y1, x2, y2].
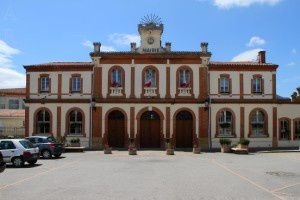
[24, 62, 93, 67]
[0, 88, 26, 97]
[0, 109, 25, 118]
[209, 61, 278, 66]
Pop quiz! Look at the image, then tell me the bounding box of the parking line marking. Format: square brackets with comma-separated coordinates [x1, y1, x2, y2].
[272, 182, 300, 192]
[211, 158, 284, 200]
[0, 160, 79, 191]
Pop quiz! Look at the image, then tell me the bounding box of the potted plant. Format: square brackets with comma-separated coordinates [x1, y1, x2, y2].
[238, 138, 250, 150]
[219, 138, 231, 153]
[165, 138, 174, 155]
[70, 138, 80, 147]
[128, 138, 137, 155]
[104, 144, 112, 154]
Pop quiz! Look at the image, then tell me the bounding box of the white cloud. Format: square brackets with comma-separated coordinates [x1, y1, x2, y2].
[213, 0, 282, 9]
[247, 36, 266, 47]
[287, 62, 295, 66]
[82, 40, 115, 52]
[108, 33, 140, 46]
[0, 39, 25, 88]
[291, 49, 297, 54]
[232, 48, 263, 61]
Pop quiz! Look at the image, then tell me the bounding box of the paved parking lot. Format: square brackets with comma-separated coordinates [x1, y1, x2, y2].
[0, 151, 300, 200]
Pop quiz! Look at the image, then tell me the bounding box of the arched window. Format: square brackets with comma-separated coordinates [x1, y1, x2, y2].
[69, 110, 83, 135]
[250, 110, 266, 136]
[217, 110, 234, 137]
[179, 69, 191, 88]
[144, 68, 157, 87]
[36, 110, 50, 134]
[279, 118, 291, 140]
[111, 69, 122, 87]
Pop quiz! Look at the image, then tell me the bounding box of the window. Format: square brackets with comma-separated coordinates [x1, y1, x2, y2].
[250, 110, 266, 136]
[71, 76, 81, 92]
[8, 99, 19, 109]
[69, 110, 83, 135]
[111, 69, 122, 87]
[144, 68, 156, 87]
[218, 110, 234, 137]
[0, 141, 16, 150]
[0, 98, 5, 109]
[279, 119, 290, 140]
[19, 140, 35, 149]
[252, 76, 263, 93]
[36, 110, 50, 134]
[40, 76, 50, 92]
[219, 76, 230, 94]
[179, 69, 191, 88]
[294, 120, 300, 140]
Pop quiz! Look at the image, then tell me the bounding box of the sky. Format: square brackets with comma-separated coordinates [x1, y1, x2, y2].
[0, 0, 299, 97]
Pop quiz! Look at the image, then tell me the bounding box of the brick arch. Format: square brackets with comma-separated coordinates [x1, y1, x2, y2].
[172, 108, 197, 147]
[248, 108, 269, 137]
[33, 107, 53, 135]
[215, 108, 236, 138]
[141, 65, 160, 98]
[107, 65, 125, 98]
[278, 117, 291, 140]
[176, 65, 194, 98]
[136, 107, 164, 148]
[65, 107, 86, 136]
[103, 107, 129, 147]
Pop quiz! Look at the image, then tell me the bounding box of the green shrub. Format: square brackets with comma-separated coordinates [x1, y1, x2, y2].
[219, 138, 232, 145]
[239, 138, 250, 145]
[70, 138, 80, 144]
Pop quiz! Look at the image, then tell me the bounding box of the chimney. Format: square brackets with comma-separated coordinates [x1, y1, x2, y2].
[93, 42, 101, 53]
[165, 42, 171, 52]
[258, 51, 266, 63]
[201, 42, 208, 53]
[130, 42, 137, 52]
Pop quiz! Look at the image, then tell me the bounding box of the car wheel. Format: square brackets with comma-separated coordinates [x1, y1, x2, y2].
[28, 159, 37, 165]
[12, 157, 24, 167]
[42, 150, 52, 159]
[54, 153, 62, 158]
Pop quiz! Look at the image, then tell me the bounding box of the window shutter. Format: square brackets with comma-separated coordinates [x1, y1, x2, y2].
[218, 78, 220, 94]
[229, 78, 232, 94]
[49, 78, 51, 93]
[69, 78, 72, 93]
[261, 78, 264, 94]
[251, 79, 254, 94]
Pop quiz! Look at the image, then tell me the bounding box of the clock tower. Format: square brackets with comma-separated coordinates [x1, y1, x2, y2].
[136, 15, 165, 53]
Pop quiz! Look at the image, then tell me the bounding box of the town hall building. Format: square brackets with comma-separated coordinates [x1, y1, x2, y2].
[24, 17, 300, 150]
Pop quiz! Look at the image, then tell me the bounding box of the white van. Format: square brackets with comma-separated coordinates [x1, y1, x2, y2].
[0, 139, 39, 167]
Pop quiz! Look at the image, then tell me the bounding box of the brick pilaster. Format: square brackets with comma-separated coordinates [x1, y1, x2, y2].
[239, 74, 244, 99]
[93, 67, 102, 99]
[25, 107, 29, 137]
[57, 106, 61, 138]
[199, 107, 209, 148]
[92, 106, 102, 148]
[130, 67, 136, 98]
[240, 107, 245, 138]
[130, 107, 135, 138]
[199, 67, 208, 100]
[272, 107, 278, 148]
[166, 67, 171, 98]
[166, 107, 170, 138]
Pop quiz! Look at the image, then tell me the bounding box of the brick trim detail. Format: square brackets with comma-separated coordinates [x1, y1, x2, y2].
[92, 106, 102, 139]
[239, 74, 244, 99]
[130, 107, 135, 138]
[166, 107, 170, 138]
[248, 108, 269, 138]
[272, 74, 276, 99]
[130, 67, 136, 98]
[26, 74, 30, 99]
[215, 108, 236, 138]
[107, 65, 126, 98]
[25, 107, 29, 137]
[166, 67, 171, 98]
[199, 67, 208, 100]
[57, 106, 61, 138]
[65, 107, 86, 137]
[240, 107, 245, 138]
[272, 107, 278, 147]
[58, 74, 62, 100]
[93, 67, 103, 99]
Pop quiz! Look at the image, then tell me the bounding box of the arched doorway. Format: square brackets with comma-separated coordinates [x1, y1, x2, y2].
[140, 111, 161, 148]
[175, 111, 193, 148]
[107, 110, 125, 148]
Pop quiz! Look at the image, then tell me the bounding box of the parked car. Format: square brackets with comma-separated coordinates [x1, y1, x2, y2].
[0, 151, 6, 173]
[0, 139, 39, 167]
[25, 136, 64, 159]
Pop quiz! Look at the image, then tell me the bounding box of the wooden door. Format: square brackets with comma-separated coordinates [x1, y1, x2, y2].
[140, 111, 161, 148]
[108, 111, 125, 148]
[176, 111, 193, 148]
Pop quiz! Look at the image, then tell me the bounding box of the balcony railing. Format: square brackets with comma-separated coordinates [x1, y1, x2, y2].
[110, 87, 123, 96]
[144, 87, 157, 97]
[0, 127, 25, 139]
[178, 87, 192, 96]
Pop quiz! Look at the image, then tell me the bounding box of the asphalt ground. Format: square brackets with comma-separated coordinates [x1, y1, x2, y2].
[0, 151, 299, 200]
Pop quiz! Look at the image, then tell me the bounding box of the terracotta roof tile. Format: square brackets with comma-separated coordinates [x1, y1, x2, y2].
[0, 109, 25, 117]
[0, 88, 26, 96]
[24, 62, 93, 67]
[209, 61, 277, 66]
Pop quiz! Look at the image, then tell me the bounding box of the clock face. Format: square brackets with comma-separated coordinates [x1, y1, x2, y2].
[147, 37, 154, 45]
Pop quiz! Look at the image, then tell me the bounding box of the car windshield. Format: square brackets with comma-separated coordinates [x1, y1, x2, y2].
[47, 137, 57, 143]
[19, 140, 35, 149]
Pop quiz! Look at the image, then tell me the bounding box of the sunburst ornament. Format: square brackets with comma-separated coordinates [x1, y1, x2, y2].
[140, 14, 162, 26]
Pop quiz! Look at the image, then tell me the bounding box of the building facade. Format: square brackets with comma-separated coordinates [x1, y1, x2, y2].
[24, 20, 300, 149]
